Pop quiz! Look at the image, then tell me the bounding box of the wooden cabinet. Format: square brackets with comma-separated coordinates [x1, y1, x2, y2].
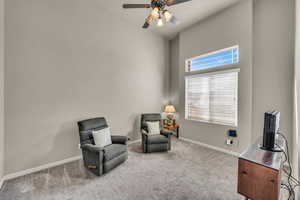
[238, 159, 280, 200]
[237, 137, 284, 200]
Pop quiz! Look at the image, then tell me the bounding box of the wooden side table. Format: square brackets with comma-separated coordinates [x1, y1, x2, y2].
[238, 137, 284, 200]
[163, 124, 180, 138]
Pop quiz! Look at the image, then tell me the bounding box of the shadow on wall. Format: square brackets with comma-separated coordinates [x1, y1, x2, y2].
[51, 113, 144, 162]
[53, 118, 83, 159]
[128, 114, 141, 141]
[54, 115, 142, 157]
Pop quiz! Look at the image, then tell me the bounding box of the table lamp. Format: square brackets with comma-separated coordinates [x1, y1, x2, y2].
[164, 105, 176, 120]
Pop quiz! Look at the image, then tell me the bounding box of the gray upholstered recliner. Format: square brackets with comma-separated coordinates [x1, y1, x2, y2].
[141, 113, 172, 153]
[77, 117, 128, 176]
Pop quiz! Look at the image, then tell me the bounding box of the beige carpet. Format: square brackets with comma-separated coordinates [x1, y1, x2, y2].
[0, 139, 247, 200]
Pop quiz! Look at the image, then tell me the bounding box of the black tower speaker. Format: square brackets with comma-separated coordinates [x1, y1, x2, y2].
[261, 111, 281, 152]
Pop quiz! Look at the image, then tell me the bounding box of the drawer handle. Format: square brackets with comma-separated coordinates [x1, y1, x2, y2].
[270, 179, 275, 183]
[241, 171, 247, 175]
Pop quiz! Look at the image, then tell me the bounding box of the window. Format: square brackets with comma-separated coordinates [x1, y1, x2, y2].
[185, 69, 239, 126]
[186, 46, 239, 72]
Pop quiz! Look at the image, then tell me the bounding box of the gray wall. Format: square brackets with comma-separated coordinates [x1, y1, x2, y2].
[4, 0, 169, 174]
[2, 0, 296, 175]
[252, 0, 295, 146]
[0, 0, 4, 181]
[169, 0, 295, 154]
[170, 0, 253, 153]
[169, 35, 180, 109]
[294, 0, 300, 183]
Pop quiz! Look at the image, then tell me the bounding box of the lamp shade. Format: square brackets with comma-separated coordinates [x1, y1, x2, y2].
[164, 105, 176, 113]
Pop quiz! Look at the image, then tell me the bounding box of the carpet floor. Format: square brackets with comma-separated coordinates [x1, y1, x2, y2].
[0, 139, 283, 200]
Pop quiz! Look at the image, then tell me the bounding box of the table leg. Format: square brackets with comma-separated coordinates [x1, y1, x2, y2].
[177, 127, 179, 138]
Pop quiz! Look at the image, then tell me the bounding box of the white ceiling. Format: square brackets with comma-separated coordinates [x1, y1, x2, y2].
[117, 0, 241, 38]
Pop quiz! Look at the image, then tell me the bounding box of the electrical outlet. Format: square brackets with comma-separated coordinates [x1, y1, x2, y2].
[226, 138, 239, 147]
[226, 139, 233, 145]
[231, 138, 239, 147]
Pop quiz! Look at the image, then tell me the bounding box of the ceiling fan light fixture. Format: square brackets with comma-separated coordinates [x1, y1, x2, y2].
[157, 17, 164, 27]
[151, 7, 160, 18]
[146, 15, 153, 24]
[163, 10, 173, 22]
[123, 0, 192, 29]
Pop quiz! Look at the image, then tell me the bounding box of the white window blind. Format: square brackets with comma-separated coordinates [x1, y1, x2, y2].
[185, 69, 239, 126]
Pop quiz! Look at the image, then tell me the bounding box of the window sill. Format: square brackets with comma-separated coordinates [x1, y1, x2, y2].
[184, 118, 238, 128]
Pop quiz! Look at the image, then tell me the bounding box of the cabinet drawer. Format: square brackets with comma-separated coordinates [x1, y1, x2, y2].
[238, 159, 279, 200]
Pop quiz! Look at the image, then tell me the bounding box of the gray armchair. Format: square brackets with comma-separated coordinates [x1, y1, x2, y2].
[141, 113, 172, 153]
[77, 117, 128, 176]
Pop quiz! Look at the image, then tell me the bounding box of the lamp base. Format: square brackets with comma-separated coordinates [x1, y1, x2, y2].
[166, 114, 174, 120]
[164, 118, 175, 126]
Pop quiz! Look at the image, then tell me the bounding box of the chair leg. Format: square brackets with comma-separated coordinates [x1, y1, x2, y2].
[143, 142, 148, 153]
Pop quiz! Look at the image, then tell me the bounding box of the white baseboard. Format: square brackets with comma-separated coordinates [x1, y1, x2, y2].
[2, 140, 141, 182]
[2, 138, 237, 183]
[128, 139, 141, 145]
[3, 155, 82, 181]
[180, 137, 240, 157]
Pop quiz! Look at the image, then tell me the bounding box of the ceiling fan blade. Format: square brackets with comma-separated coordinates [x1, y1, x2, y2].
[142, 22, 150, 29]
[142, 15, 153, 29]
[123, 4, 151, 9]
[166, 0, 192, 6]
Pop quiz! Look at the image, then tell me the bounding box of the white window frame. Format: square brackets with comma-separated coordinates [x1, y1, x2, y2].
[185, 68, 240, 127]
[185, 45, 239, 72]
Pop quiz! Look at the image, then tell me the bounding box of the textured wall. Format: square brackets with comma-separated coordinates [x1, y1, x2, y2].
[4, 0, 169, 174]
[294, 0, 300, 183]
[169, 35, 180, 109]
[252, 0, 295, 146]
[171, 0, 253, 153]
[169, 0, 295, 156]
[0, 0, 4, 182]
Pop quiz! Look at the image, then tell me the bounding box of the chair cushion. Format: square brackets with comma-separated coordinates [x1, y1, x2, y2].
[147, 134, 168, 144]
[78, 117, 108, 132]
[104, 144, 127, 161]
[77, 117, 108, 145]
[146, 121, 160, 135]
[92, 127, 112, 147]
[141, 114, 161, 131]
[103, 152, 128, 173]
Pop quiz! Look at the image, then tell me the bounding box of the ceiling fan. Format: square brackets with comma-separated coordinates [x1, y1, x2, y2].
[123, 0, 192, 28]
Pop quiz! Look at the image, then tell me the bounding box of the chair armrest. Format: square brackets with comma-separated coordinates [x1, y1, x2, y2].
[141, 129, 148, 152]
[141, 129, 149, 136]
[160, 129, 172, 138]
[111, 135, 128, 145]
[81, 144, 104, 153]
